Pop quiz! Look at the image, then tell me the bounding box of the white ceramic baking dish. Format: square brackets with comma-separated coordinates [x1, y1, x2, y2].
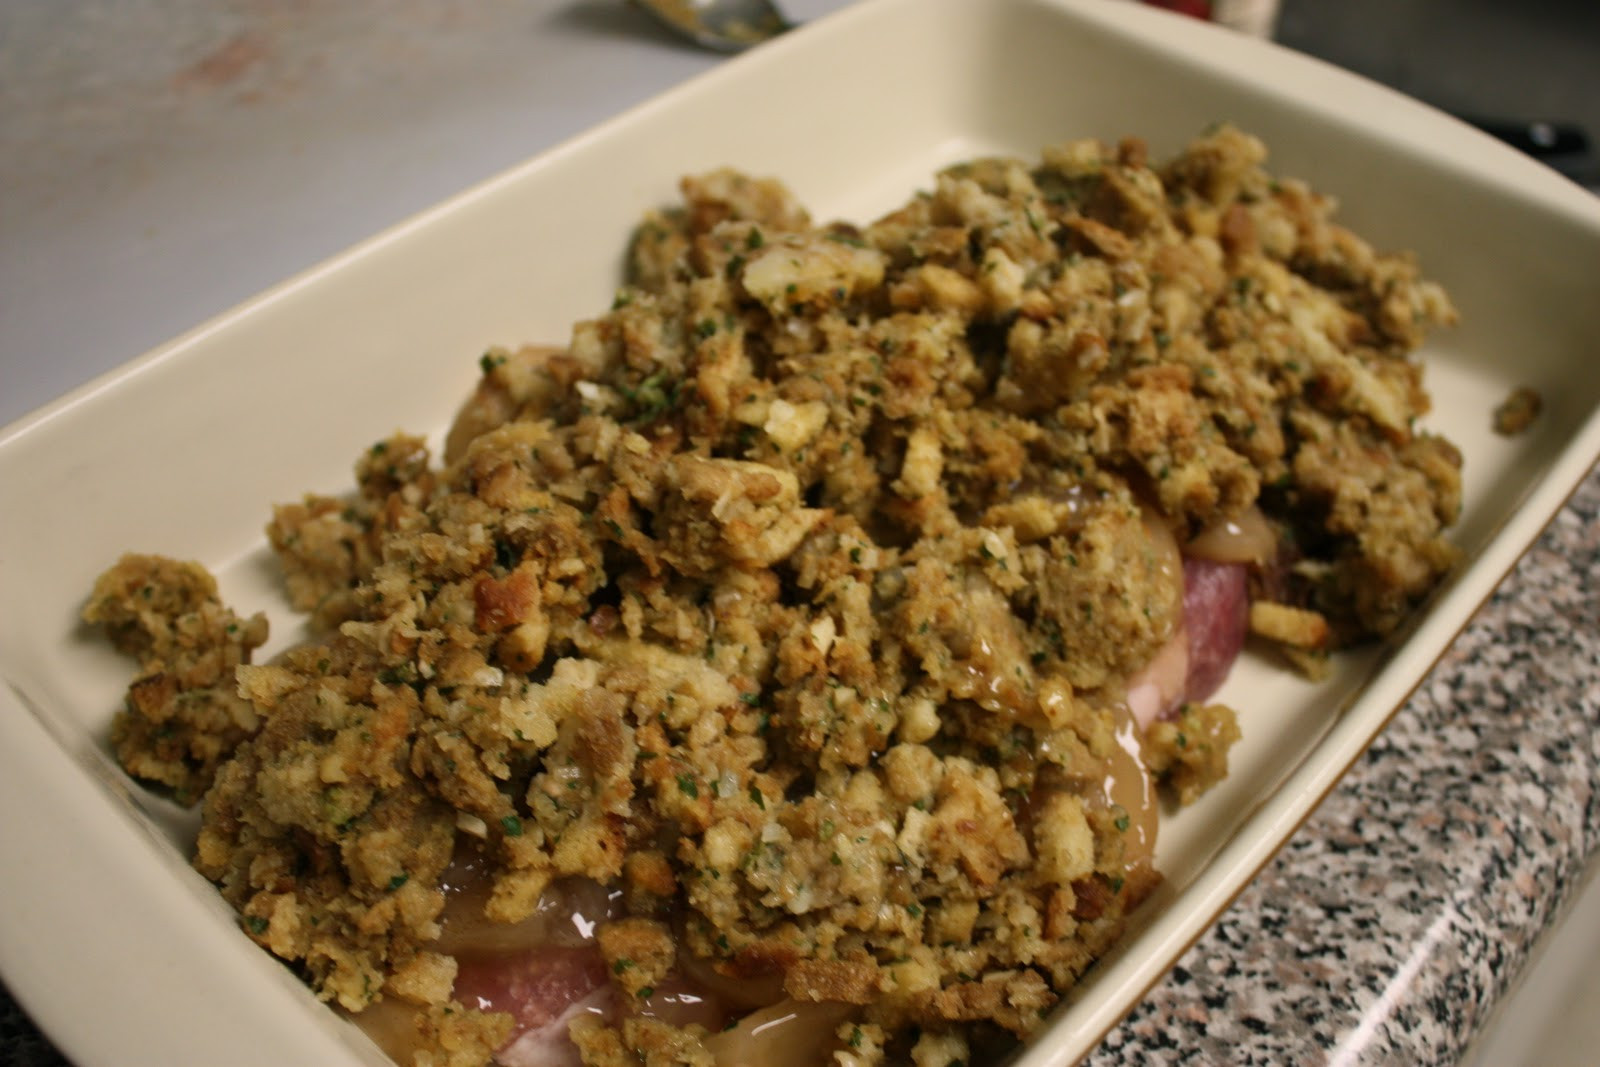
[3, 1, 1599, 1063]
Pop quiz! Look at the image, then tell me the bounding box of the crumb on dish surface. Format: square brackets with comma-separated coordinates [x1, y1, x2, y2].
[86, 124, 1462, 1066]
[1492, 385, 1542, 436]
[82, 554, 269, 805]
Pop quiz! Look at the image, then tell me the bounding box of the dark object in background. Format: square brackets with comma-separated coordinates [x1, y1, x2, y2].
[1143, 0, 1215, 16]
[1276, 0, 1599, 192]
[1466, 117, 1599, 191]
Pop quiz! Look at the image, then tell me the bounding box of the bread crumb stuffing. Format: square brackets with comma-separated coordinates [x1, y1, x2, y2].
[86, 125, 1462, 1066]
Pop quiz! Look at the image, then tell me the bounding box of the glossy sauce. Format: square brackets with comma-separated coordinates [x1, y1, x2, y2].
[702, 999, 855, 1067]
[1184, 505, 1276, 565]
[1102, 707, 1159, 875]
[355, 849, 821, 1066]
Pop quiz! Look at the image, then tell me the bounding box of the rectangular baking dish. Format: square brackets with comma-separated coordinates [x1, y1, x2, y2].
[3, 1, 1599, 1063]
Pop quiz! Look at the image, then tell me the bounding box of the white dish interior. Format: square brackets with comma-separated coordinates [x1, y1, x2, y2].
[3, 0, 1599, 1064]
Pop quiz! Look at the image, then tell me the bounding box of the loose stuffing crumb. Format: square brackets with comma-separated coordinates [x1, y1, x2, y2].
[86, 125, 1462, 1065]
[1492, 385, 1542, 436]
[82, 554, 268, 804]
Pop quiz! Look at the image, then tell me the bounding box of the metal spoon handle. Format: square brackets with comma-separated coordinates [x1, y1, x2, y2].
[632, 0, 794, 52]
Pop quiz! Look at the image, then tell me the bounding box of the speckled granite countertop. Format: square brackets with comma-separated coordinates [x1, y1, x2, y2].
[2, 2, 1597, 1064]
[1086, 460, 1600, 1065]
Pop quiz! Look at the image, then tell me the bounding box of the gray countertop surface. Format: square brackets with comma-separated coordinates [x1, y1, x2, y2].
[2, 1, 1597, 1064]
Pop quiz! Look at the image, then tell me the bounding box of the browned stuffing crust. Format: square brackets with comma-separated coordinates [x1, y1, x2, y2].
[1492, 385, 1541, 436]
[86, 125, 1461, 1065]
[82, 554, 269, 804]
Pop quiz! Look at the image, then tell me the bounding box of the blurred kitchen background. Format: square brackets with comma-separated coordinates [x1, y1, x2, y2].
[1277, 0, 1598, 190]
